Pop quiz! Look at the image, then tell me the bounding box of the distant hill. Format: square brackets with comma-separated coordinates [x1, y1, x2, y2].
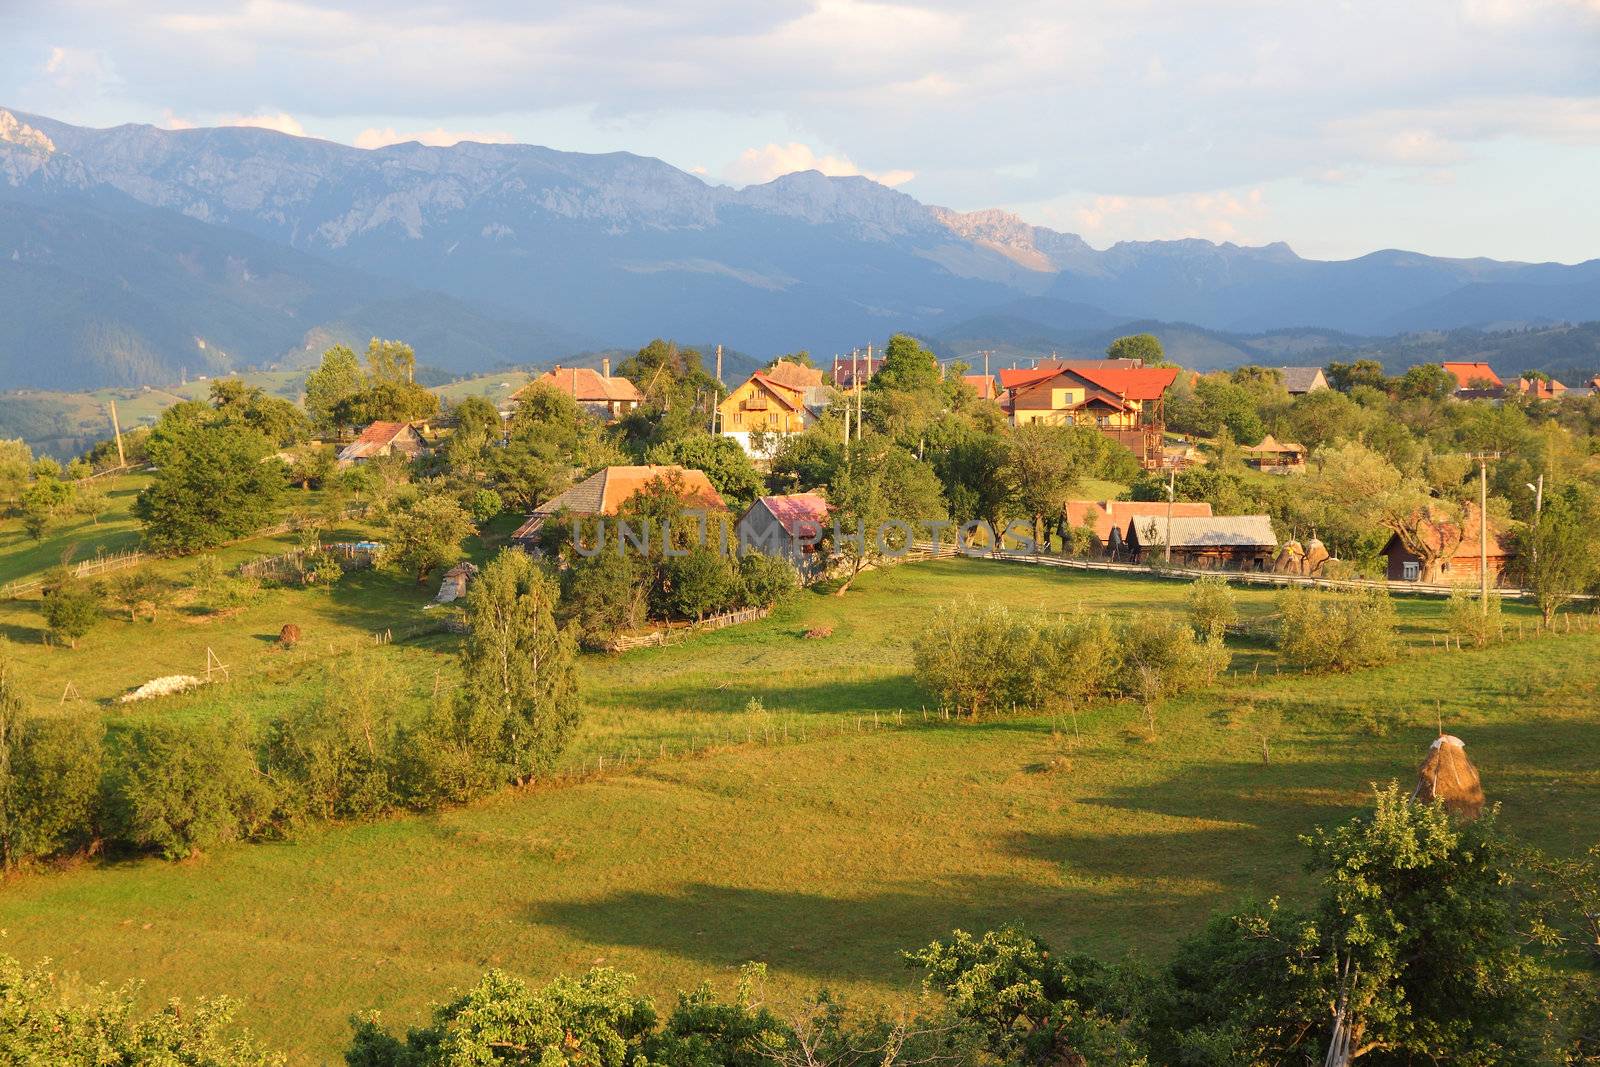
[4, 106, 1600, 390]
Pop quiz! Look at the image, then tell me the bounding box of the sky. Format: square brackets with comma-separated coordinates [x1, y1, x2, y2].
[3, 0, 1599, 263]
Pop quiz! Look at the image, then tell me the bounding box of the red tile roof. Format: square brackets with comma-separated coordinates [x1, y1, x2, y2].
[998, 367, 1057, 389]
[1068, 365, 1179, 401]
[1441, 362, 1503, 389]
[338, 421, 420, 461]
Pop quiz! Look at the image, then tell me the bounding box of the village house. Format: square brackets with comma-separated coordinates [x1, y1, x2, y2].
[1276, 366, 1329, 395]
[962, 373, 999, 401]
[1441, 361, 1504, 396]
[512, 360, 644, 421]
[1515, 375, 1569, 401]
[336, 420, 427, 467]
[1122, 514, 1278, 569]
[510, 464, 725, 548]
[999, 362, 1179, 467]
[717, 360, 832, 457]
[736, 492, 830, 566]
[831, 354, 883, 389]
[1381, 505, 1514, 585]
[1065, 499, 1214, 554]
[1241, 433, 1308, 473]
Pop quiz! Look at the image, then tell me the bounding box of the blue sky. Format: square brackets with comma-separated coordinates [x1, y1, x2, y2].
[4, 0, 1598, 263]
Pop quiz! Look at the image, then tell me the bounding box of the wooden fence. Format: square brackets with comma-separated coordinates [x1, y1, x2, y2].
[236, 542, 381, 581]
[1, 549, 150, 597]
[604, 605, 772, 652]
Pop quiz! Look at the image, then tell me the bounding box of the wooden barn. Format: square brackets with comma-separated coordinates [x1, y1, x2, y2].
[1123, 514, 1278, 569]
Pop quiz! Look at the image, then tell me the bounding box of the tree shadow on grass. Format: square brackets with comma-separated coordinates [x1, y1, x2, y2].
[524, 873, 1199, 983]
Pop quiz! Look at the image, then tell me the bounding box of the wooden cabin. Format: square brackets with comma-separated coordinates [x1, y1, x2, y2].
[1123, 514, 1278, 569]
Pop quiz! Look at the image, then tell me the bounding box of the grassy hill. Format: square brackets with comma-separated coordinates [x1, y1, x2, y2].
[1, 558, 1594, 1059]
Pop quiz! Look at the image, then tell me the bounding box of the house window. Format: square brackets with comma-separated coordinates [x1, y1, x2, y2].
[1402, 561, 1419, 581]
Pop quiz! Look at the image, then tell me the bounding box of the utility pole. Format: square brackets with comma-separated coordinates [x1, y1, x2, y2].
[1455, 451, 1506, 613]
[856, 345, 866, 438]
[712, 344, 723, 434]
[849, 348, 859, 444]
[1526, 474, 1544, 566]
[107, 400, 126, 468]
[979, 349, 992, 379]
[1165, 465, 1175, 565]
[1479, 457, 1489, 614]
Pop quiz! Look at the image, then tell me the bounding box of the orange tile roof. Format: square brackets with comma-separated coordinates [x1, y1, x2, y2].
[962, 374, 998, 400]
[1064, 499, 1213, 542]
[762, 360, 827, 390]
[519, 366, 645, 404]
[1068, 365, 1179, 401]
[1441, 362, 1502, 389]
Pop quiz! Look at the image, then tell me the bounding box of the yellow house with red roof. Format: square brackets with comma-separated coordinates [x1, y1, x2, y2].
[717, 360, 832, 457]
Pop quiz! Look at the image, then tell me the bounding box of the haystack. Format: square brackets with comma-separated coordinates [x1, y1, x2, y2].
[1303, 537, 1331, 576]
[1412, 734, 1484, 819]
[1272, 540, 1305, 574]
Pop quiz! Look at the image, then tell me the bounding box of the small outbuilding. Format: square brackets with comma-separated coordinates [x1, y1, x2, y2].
[1241, 434, 1307, 474]
[737, 493, 830, 565]
[435, 561, 478, 603]
[338, 421, 427, 466]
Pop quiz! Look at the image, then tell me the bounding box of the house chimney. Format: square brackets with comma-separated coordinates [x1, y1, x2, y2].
[602, 357, 611, 378]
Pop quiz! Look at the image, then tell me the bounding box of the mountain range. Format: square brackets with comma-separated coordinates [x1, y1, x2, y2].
[3, 106, 1599, 390]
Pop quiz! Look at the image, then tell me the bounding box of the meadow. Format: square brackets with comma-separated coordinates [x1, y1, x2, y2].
[1, 554, 1595, 1061]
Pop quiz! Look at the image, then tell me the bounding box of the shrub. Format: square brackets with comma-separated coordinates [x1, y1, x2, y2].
[110, 718, 274, 859]
[561, 549, 647, 648]
[0, 955, 284, 1065]
[1064, 522, 1101, 558]
[39, 576, 101, 649]
[1186, 575, 1238, 639]
[737, 551, 799, 609]
[662, 547, 738, 621]
[263, 660, 399, 823]
[0, 663, 103, 867]
[392, 693, 506, 809]
[1275, 587, 1398, 672]
[912, 599, 1031, 718]
[1446, 586, 1504, 648]
[1118, 611, 1231, 736]
[1019, 611, 1121, 711]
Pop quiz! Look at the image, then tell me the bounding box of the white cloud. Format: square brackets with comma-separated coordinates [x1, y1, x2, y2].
[353, 126, 516, 149]
[224, 112, 306, 136]
[41, 45, 118, 99]
[724, 141, 914, 187]
[1060, 187, 1270, 245]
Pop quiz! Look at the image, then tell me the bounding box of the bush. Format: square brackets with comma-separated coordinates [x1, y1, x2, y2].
[1275, 587, 1398, 672]
[912, 599, 1031, 718]
[263, 660, 399, 824]
[0, 663, 104, 867]
[392, 693, 507, 810]
[39, 576, 101, 649]
[0, 711, 103, 867]
[561, 549, 647, 648]
[662, 547, 738, 621]
[1446, 586, 1504, 648]
[1119, 611, 1231, 736]
[737, 551, 799, 609]
[1019, 611, 1121, 710]
[110, 718, 274, 859]
[1064, 522, 1101, 558]
[1186, 575, 1238, 639]
[0, 955, 284, 1065]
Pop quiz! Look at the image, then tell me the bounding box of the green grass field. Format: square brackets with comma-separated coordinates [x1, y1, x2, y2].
[1, 558, 1594, 1061]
